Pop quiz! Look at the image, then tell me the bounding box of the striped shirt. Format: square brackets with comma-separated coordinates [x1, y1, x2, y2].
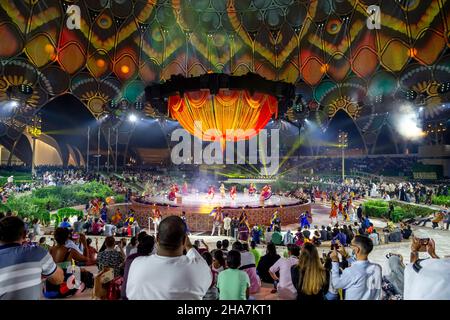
[0, 243, 57, 300]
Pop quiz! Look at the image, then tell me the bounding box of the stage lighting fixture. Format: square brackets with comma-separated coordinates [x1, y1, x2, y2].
[128, 113, 138, 123]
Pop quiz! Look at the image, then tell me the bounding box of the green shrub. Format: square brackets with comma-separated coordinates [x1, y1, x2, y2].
[363, 199, 437, 222]
[432, 195, 450, 207]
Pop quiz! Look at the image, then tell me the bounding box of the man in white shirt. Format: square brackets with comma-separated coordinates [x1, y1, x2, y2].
[223, 214, 232, 237]
[127, 216, 212, 300]
[330, 235, 382, 300]
[269, 244, 299, 300]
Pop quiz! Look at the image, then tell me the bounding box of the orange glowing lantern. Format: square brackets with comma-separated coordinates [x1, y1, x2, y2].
[168, 89, 278, 148]
[121, 65, 130, 74]
[96, 59, 106, 68]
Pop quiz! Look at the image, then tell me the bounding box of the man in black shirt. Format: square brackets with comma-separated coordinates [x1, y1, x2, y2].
[357, 204, 363, 223]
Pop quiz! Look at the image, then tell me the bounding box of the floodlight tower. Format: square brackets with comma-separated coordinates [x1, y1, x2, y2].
[338, 131, 348, 182]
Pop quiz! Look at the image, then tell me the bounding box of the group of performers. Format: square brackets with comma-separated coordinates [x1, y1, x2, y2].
[166, 182, 273, 202]
[329, 198, 355, 224]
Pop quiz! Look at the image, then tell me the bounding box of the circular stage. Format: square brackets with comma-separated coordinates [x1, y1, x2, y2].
[139, 193, 301, 210]
[130, 192, 311, 232]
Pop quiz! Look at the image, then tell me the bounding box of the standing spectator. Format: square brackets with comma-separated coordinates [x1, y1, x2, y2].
[269, 244, 300, 299]
[291, 243, 329, 301]
[330, 235, 382, 300]
[257, 242, 281, 284]
[221, 239, 229, 259]
[97, 236, 125, 277]
[0, 216, 64, 299]
[91, 218, 104, 235]
[126, 216, 211, 299]
[357, 204, 363, 223]
[217, 250, 250, 300]
[223, 213, 232, 237]
[231, 217, 239, 239]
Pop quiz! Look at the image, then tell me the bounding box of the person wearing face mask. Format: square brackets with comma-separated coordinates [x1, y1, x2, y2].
[330, 235, 382, 300]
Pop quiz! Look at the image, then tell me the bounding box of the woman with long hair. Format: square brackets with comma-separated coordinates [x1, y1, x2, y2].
[290, 243, 329, 301]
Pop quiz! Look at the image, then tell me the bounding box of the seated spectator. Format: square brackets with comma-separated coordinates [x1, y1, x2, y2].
[249, 241, 261, 267]
[49, 228, 90, 267]
[85, 238, 98, 266]
[291, 243, 329, 301]
[238, 242, 261, 294]
[202, 252, 219, 300]
[369, 229, 380, 246]
[126, 216, 211, 299]
[126, 237, 137, 257]
[326, 226, 333, 240]
[221, 239, 229, 258]
[97, 236, 125, 277]
[283, 230, 294, 245]
[39, 237, 50, 251]
[212, 249, 226, 274]
[91, 218, 104, 235]
[194, 239, 209, 255]
[0, 216, 64, 299]
[401, 224, 412, 239]
[271, 227, 283, 245]
[257, 242, 281, 284]
[217, 250, 250, 300]
[103, 222, 117, 237]
[382, 254, 404, 300]
[269, 244, 300, 300]
[121, 234, 155, 300]
[59, 217, 71, 229]
[320, 226, 328, 241]
[432, 211, 445, 229]
[73, 216, 83, 233]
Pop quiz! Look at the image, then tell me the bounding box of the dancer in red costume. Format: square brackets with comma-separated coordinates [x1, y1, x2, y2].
[249, 183, 257, 196]
[168, 184, 177, 201]
[260, 185, 272, 201]
[207, 185, 215, 199]
[230, 185, 237, 200]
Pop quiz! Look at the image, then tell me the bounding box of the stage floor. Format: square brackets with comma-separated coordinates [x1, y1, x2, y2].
[142, 192, 300, 209]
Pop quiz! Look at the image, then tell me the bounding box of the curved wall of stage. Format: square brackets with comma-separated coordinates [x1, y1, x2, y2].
[128, 199, 312, 232]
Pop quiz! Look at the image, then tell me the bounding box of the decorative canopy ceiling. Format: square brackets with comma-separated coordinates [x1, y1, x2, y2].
[0, 0, 449, 153]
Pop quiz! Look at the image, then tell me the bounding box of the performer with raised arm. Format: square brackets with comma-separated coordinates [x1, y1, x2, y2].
[219, 183, 226, 199]
[230, 185, 237, 200]
[260, 185, 272, 201]
[269, 210, 281, 231]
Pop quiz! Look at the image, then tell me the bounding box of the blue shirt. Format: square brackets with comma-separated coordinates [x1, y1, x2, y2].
[0, 243, 57, 300]
[331, 260, 382, 300]
[59, 221, 71, 229]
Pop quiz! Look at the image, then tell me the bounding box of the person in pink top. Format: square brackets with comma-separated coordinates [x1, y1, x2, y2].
[233, 242, 261, 295]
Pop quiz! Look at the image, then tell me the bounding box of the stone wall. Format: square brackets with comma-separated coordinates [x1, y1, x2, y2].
[129, 200, 311, 232]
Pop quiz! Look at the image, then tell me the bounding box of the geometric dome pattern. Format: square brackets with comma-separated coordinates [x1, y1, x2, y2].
[0, 0, 449, 151]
